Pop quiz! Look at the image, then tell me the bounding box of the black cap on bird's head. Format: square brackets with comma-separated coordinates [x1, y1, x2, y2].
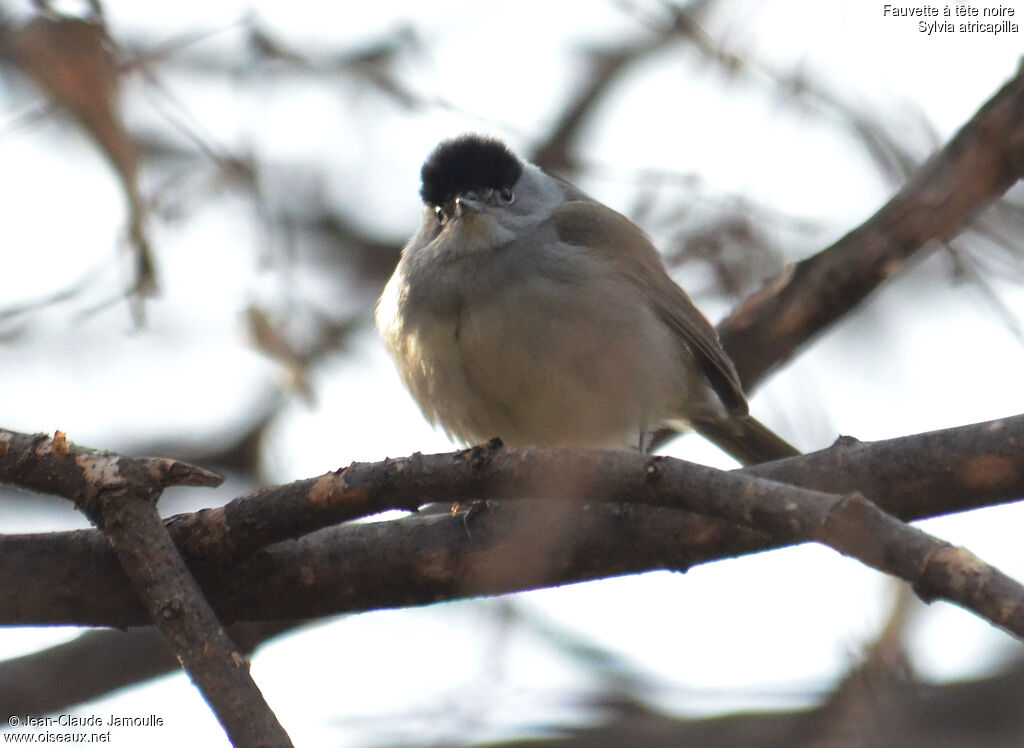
[420, 135, 523, 208]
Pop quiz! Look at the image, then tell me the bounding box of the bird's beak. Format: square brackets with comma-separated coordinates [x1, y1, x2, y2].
[454, 195, 484, 217]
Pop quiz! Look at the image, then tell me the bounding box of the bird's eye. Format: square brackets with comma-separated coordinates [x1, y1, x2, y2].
[498, 188, 514, 204]
[433, 205, 445, 224]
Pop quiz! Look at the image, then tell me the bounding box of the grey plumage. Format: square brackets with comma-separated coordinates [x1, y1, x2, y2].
[376, 135, 797, 464]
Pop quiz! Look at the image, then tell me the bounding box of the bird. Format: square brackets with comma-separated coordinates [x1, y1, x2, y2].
[375, 134, 797, 465]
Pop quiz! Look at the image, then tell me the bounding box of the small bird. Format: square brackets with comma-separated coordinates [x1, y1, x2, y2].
[376, 135, 797, 465]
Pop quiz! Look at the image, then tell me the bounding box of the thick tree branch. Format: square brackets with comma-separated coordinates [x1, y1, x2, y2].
[165, 414, 1024, 564]
[718, 65, 1024, 389]
[167, 427, 1024, 638]
[0, 429, 292, 746]
[0, 415, 1022, 631]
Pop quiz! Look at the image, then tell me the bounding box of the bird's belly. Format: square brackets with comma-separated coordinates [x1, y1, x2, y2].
[403, 276, 688, 449]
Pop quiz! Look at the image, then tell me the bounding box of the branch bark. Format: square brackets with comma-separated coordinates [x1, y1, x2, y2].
[718, 65, 1024, 389]
[0, 430, 292, 746]
[1, 415, 1022, 629]
[164, 414, 1024, 564]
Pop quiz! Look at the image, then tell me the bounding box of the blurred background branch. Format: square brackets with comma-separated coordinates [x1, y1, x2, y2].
[0, 1, 1022, 745]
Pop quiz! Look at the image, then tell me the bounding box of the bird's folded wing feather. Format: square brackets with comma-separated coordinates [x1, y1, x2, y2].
[551, 199, 749, 416]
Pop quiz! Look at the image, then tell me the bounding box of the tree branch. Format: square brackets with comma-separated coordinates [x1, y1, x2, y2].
[165, 414, 1024, 564]
[169, 426, 1024, 639]
[0, 621, 302, 718]
[486, 657, 1024, 746]
[1, 415, 1022, 631]
[0, 429, 292, 746]
[718, 65, 1024, 389]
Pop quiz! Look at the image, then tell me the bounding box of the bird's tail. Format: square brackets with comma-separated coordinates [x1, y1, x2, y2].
[689, 415, 800, 466]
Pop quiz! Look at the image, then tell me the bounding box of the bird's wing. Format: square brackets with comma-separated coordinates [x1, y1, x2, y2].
[551, 199, 748, 416]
